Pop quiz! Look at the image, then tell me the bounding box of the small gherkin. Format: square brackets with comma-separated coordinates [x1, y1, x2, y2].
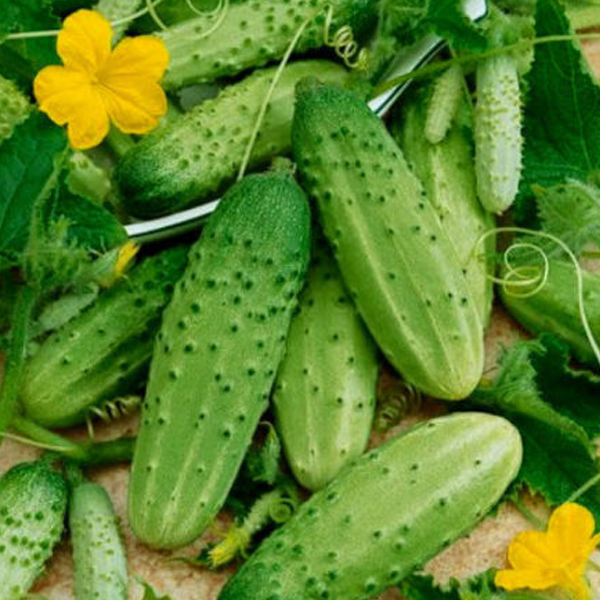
[274, 240, 378, 491]
[292, 81, 484, 400]
[70, 481, 128, 600]
[116, 60, 348, 219]
[129, 170, 311, 549]
[0, 75, 31, 144]
[159, 0, 377, 89]
[0, 461, 68, 600]
[218, 413, 522, 600]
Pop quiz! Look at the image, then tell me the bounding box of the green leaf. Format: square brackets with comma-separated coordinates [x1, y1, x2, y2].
[535, 180, 600, 255]
[0, 111, 67, 270]
[423, 0, 488, 50]
[470, 337, 600, 521]
[0, 0, 60, 86]
[517, 0, 600, 224]
[244, 423, 283, 486]
[137, 580, 173, 600]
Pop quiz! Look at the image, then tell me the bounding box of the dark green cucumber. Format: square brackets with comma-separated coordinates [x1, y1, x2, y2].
[392, 90, 496, 326]
[293, 82, 484, 400]
[159, 0, 377, 89]
[70, 480, 128, 600]
[274, 241, 378, 491]
[501, 258, 600, 366]
[20, 246, 189, 428]
[129, 171, 311, 549]
[219, 412, 522, 600]
[116, 60, 347, 218]
[0, 461, 68, 599]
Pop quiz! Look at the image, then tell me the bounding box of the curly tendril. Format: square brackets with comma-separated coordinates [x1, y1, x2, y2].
[474, 226, 600, 368]
[323, 5, 369, 70]
[375, 379, 422, 433]
[86, 395, 142, 438]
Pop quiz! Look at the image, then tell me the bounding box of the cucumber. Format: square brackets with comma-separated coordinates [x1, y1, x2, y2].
[128, 170, 311, 549]
[21, 245, 189, 428]
[96, 0, 143, 40]
[293, 82, 484, 400]
[159, 0, 377, 89]
[0, 75, 31, 145]
[474, 52, 523, 214]
[500, 258, 600, 366]
[274, 241, 378, 491]
[70, 480, 128, 600]
[392, 89, 496, 327]
[116, 60, 348, 218]
[0, 461, 68, 599]
[218, 412, 522, 600]
[424, 65, 464, 145]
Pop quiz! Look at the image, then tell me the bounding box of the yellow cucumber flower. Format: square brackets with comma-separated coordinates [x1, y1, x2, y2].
[495, 502, 600, 600]
[34, 9, 168, 149]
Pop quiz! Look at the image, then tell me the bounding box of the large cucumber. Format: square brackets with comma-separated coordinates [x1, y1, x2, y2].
[128, 170, 311, 549]
[70, 480, 128, 600]
[392, 89, 496, 327]
[274, 241, 378, 491]
[116, 60, 348, 218]
[293, 82, 484, 400]
[219, 412, 522, 600]
[500, 257, 600, 366]
[20, 245, 189, 428]
[0, 461, 68, 600]
[159, 0, 377, 89]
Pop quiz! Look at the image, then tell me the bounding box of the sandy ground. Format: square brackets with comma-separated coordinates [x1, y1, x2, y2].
[2, 37, 600, 600]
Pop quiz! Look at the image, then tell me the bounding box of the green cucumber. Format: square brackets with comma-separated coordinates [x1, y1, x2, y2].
[293, 82, 484, 400]
[21, 245, 189, 428]
[159, 0, 377, 89]
[70, 480, 128, 600]
[0, 75, 31, 145]
[392, 89, 496, 327]
[219, 412, 522, 600]
[116, 60, 348, 218]
[500, 258, 600, 366]
[0, 461, 68, 599]
[274, 241, 378, 491]
[128, 170, 311, 549]
[96, 0, 144, 39]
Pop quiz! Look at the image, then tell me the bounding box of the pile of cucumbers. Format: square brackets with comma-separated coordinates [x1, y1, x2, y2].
[6, 0, 598, 598]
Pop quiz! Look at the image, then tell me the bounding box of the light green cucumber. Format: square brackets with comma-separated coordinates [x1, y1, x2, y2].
[159, 0, 377, 89]
[116, 60, 348, 218]
[274, 241, 378, 491]
[0, 461, 68, 600]
[393, 89, 496, 327]
[500, 257, 600, 366]
[293, 82, 484, 400]
[70, 480, 128, 600]
[128, 170, 311, 549]
[20, 245, 189, 428]
[218, 412, 522, 600]
[0, 75, 31, 145]
[96, 0, 143, 39]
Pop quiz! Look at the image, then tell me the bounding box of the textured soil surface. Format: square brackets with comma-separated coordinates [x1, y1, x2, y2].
[2, 40, 600, 600]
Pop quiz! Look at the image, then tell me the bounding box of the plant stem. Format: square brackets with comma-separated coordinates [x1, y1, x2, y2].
[0, 285, 37, 448]
[511, 495, 546, 530]
[567, 472, 600, 503]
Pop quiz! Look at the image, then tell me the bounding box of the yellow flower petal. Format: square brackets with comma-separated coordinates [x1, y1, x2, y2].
[66, 86, 110, 150]
[100, 78, 167, 134]
[34, 65, 91, 125]
[495, 568, 562, 591]
[548, 503, 596, 557]
[507, 530, 560, 570]
[101, 35, 169, 81]
[58, 9, 112, 76]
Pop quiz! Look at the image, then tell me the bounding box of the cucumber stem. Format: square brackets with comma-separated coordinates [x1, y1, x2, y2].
[0, 285, 37, 447]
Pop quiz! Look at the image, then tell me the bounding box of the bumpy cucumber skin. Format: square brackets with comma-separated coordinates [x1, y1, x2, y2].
[424, 65, 463, 145]
[393, 93, 495, 327]
[116, 60, 347, 218]
[0, 75, 31, 144]
[129, 172, 311, 549]
[21, 246, 189, 428]
[293, 83, 484, 400]
[0, 461, 68, 600]
[274, 242, 378, 491]
[96, 0, 143, 39]
[219, 412, 522, 600]
[160, 0, 377, 89]
[70, 482, 128, 600]
[474, 54, 523, 214]
[501, 258, 600, 366]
